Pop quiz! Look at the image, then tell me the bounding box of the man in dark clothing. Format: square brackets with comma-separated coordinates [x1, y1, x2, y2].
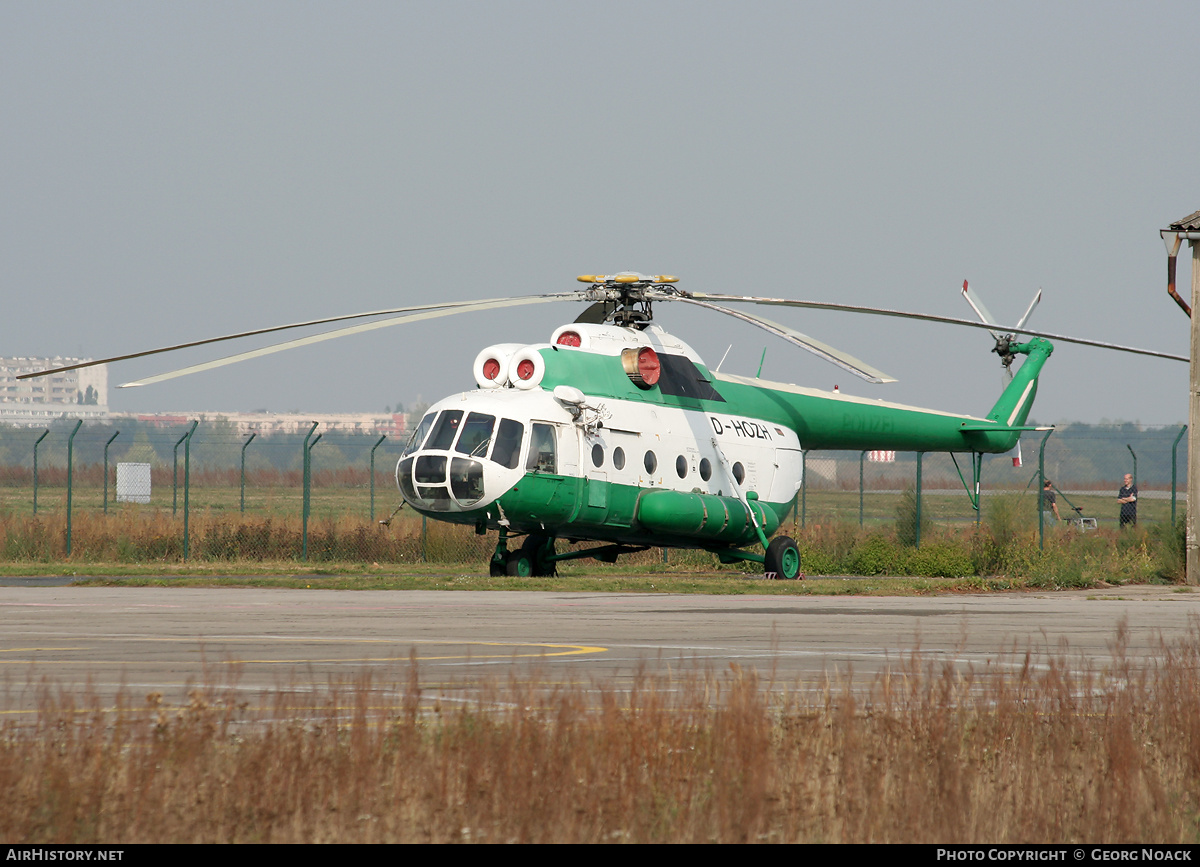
[1117, 473, 1137, 528]
[1042, 479, 1061, 522]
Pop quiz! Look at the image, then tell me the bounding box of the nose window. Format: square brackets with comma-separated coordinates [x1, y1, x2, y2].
[414, 455, 447, 484]
[450, 458, 485, 504]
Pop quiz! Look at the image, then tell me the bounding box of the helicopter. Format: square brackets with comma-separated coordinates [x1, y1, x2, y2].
[20, 272, 1185, 579]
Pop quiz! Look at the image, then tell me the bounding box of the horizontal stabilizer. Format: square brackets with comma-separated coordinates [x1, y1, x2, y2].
[958, 424, 1052, 432]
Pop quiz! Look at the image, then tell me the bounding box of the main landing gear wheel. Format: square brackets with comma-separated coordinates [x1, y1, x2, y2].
[764, 536, 801, 580]
[506, 535, 557, 577]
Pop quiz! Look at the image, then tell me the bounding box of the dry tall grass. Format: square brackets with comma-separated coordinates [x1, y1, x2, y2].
[5, 626, 1200, 843]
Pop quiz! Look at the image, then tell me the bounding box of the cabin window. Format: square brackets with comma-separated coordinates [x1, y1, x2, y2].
[644, 450, 657, 474]
[455, 412, 495, 457]
[427, 410, 464, 451]
[491, 418, 524, 469]
[655, 354, 725, 402]
[526, 423, 557, 474]
[613, 447, 626, 470]
[591, 443, 604, 468]
[733, 462, 745, 486]
[676, 455, 688, 479]
[699, 458, 712, 482]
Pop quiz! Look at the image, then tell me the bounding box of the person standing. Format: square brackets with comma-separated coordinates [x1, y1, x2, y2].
[1043, 479, 1061, 522]
[1117, 473, 1138, 528]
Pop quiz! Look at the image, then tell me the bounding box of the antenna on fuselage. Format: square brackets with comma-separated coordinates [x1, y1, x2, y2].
[714, 344, 733, 373]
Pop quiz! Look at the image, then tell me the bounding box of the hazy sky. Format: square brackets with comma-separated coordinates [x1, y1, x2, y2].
[2, 1, 1197, 424]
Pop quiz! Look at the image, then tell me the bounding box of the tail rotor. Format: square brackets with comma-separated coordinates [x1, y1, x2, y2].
[960, 280, 1043, 467]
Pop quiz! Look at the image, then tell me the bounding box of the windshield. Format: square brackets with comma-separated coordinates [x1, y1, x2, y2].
[426, 410, 464, 450]
[402, 412, 437, 457]
[455, 412, 495, 457]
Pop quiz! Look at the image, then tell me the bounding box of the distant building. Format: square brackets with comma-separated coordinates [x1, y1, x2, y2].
[129, 411, 407, 438]
[0, 359, 408, 436]
[0, 358, 108, 425]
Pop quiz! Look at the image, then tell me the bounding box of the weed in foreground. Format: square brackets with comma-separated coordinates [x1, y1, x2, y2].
[5, 627, 1200, 842]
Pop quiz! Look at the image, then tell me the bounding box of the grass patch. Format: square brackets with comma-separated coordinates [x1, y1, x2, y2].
[0, 509, 1187, 590]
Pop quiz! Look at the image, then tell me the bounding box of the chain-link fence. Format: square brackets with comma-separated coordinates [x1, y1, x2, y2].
[0, 418, 1188, 563]
[788, 423, 1189, 542]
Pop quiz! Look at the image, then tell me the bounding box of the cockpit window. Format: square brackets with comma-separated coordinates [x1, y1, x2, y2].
[402, 411, 437, 457]
[426, 410, 464, 451]
[455, 412, 496, 457]
[491, 418, 524, 469]
[526, 423, 557, 474]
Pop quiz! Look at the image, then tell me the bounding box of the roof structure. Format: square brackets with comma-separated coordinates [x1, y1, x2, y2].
[1169, 210, 1200, 231]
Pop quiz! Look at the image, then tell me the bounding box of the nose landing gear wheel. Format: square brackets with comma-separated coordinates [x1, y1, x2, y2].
[764, 536, 801, 580]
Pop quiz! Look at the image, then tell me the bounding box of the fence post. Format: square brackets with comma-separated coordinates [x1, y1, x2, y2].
[181, 421, 197, 561]
[32, 429, 48, 515]
[859, 450, 866, 529]
[172, 427, 190, 517]
[65, 419, 82, 556]
[421, 514, 427, 562]
[240, 432, 256, 514]
[1173, 425, 1188, 525]
[974, 452, 983, 527]
[915, 451, 923, 549]
[103, 430, 120, 515]
[302, 422, 319, 561]
[370, 434, 386, 521]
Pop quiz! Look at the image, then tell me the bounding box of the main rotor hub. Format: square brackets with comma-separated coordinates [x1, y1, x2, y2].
[576, 272, 686, 329]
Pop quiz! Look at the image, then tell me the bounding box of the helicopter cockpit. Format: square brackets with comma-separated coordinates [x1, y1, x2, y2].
[396, 401, 561, 513]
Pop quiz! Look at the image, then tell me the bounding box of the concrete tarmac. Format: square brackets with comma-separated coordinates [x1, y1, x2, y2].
[3, 583, 1199, 714]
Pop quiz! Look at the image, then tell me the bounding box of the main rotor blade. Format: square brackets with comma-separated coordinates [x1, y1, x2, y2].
[20, 293, 583, 380]
[663, 294, 896, 383]
[687, 293, 1187, 363]
[117, 294, 584, 388]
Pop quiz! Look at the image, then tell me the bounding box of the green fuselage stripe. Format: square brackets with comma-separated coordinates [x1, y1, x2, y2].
[535, 338, 1052, 454]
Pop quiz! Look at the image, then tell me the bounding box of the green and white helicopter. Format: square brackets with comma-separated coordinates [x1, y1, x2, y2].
[22, 272, 1183, 578]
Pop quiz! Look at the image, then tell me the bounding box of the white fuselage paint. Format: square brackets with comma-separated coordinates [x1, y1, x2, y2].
[400, 376, 803, 515]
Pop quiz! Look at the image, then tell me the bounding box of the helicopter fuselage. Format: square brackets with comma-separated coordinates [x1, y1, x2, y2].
[395, 321, 1053, 556]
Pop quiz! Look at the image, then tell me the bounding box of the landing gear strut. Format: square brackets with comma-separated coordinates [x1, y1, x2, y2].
[493, 533, 558, 577]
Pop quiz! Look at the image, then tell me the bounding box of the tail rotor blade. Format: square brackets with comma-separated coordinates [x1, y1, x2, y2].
[1014, 288, 1043, 334]
[960, 280, 1004, 340]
